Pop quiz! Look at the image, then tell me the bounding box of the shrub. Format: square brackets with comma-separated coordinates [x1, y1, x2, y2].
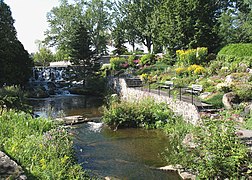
[232, 83, 252, 101]
[110, 57, 127, 70]
[191, 118, 248, 179]
[102, 98, 178, 130]
[187, 64, 206, 75]
[217, 44, 252, 68]
[139, 54, 156, 66]
[175, 67, 187, 76]
[176, 47, 207, 65]
[157, 53, 176, 66]
[0, 111, 90, 179]
[0, 86, 31, 114]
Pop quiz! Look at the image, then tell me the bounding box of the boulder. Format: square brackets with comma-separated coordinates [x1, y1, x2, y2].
[222, 92, 240, 110]
[244, 102, 252, 116]
[158, 165, 196, 180]
[0, 151, 27, 179]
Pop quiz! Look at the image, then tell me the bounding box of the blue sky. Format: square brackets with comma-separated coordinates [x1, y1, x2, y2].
[4, 0, 59, 54]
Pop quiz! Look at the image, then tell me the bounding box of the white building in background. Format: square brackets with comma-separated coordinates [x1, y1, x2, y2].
[49, 61, 72, 67]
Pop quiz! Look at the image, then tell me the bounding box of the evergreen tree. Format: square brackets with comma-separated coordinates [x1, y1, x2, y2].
[69, 23, 100, 87]
[0, 1, 33, 86]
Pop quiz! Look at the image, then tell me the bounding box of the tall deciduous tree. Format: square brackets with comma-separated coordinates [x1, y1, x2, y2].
[45, 0, 82, 53]
[123, 0, 161, 53]
[45, 0, 112, 55]
[83, 0, 112, 54]
[0, 1, 33, 86]
[154, 0, 225, 54]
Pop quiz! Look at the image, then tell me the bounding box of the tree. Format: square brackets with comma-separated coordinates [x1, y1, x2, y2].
[123, 0, 161, 53]
[82, 0, 112, 54]
[68, 22, 100, 87]
[154, 0, 227, 54]
[219, 0, 252, 45]
[45, 0, 82, 53]
[45, 0, 112, 55]
[0, 1, 33, 86]
[33, 47, 54, 66]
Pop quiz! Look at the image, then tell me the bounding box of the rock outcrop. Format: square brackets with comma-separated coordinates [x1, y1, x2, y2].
[222, 92, 240, 110]
[0, 151, 27, 179]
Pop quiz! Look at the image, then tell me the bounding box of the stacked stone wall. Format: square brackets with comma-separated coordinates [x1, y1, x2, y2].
[111, 78, 200, 125]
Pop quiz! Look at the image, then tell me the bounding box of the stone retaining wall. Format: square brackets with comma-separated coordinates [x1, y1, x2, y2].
[110, 78, 200, 125]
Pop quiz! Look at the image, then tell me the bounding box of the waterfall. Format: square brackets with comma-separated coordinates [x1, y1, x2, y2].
[29, 66, 71, 96]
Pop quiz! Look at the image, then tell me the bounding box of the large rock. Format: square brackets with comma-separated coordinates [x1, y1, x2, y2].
[158, 165, 196, 180]
[222, 92, 240, 110]
[0, 151, 27, 179]
[244, 102, 252, 116]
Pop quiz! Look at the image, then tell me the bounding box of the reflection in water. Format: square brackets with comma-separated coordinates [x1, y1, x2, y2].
[73, 123, 180, 180]
[29, 95, 180, 179]
[28, 95, 103, 118]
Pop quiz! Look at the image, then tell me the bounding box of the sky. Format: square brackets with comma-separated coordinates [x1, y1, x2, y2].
[4, 0, 59, 54]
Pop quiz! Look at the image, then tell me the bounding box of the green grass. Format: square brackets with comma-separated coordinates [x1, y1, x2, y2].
[202, 92, 224, 109]
[0, 111, 90, 179]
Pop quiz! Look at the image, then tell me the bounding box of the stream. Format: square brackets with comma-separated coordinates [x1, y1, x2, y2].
[29, 94, 180, 180]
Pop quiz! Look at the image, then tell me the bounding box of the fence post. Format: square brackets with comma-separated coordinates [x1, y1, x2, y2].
[168, 87, 171, 98]
[179, 87, 182, 101]
[158, 86, 160, 95]
[191, 89, 194, 104]
[148, 83, 150, 92]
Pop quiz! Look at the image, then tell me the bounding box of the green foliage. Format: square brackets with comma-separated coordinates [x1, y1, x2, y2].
[191, 118, 248, 179]
[217, 44, 252, 68]
[176, 47, 208, 65]
[157, 53, 176, 66]
[110, 57, 127, 70]
[140, 54, 156, 66]
[102, 98, 178, 130]
[127, 55, 137, 66]
[0, 111, 90, 179]
[0, 86, 31, 114]
[202, 92, 224, 109]
[244, 114, 252, 130]
[33, 47, 54, 66]
[69, 23, 94, 63]
[0, 1, 33, 86]
[45, 0, 112, 55]
[165, 116, 249, 179]
[232, 83, 252, 101]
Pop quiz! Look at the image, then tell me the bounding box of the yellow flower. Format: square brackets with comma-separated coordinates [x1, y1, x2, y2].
[40, 158, 47, 170]
[194, 66, 206, 75]
[61, 155, 70, 164]
[175, 67, 186, 75]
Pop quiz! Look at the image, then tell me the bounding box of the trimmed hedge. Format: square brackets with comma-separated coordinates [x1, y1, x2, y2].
[217, 44, 252, 66]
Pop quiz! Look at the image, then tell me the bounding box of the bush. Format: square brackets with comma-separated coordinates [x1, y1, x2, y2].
[232, 83, 252, 101]
[176, 47, 208, 65]
[102, 98, 178, 130]
[110, 57, 127, 70]
[0, 86, 31, 114]
[191, 118, 248, 179]
[187, 64, 206, 75]
[0, 111, 90, 179]
[217, 43, 252, 68]
[140, 54, 156, 66]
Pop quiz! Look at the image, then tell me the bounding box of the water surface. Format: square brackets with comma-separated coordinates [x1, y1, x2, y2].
[73, 123, 180, 180]
[29, 95, 180, 179]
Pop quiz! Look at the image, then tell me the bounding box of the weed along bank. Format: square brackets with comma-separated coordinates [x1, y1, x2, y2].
[110, 77, 200, 125]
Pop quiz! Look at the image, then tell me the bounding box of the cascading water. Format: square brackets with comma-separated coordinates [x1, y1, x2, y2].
[29, 66, 71, 96]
